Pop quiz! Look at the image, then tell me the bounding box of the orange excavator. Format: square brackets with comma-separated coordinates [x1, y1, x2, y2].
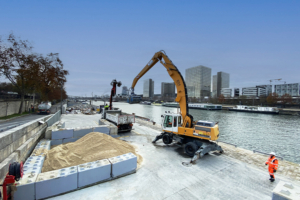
[130, 51, 223, 162]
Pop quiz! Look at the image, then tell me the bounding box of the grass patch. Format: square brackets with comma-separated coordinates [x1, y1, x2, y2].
[0, 111, 30, 120]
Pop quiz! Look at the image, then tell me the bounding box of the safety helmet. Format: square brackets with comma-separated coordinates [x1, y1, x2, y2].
[269, 152, 276, 156]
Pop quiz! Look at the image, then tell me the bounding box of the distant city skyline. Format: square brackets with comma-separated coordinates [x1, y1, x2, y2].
[1, 1, 299, 96]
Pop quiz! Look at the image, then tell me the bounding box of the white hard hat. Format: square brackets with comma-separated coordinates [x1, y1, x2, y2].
[270, 152, 276, 156]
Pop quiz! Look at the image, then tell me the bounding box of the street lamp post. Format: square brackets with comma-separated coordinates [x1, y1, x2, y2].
[60, 81, 63, 113]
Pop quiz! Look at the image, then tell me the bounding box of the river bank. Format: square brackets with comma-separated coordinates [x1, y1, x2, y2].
[135, 118, 300, 183]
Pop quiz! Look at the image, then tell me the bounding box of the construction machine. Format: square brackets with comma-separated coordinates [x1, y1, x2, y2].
[130, 50, 223, 162]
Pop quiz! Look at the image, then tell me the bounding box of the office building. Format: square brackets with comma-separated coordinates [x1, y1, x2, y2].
[256, 85, 272, 97]
[122, 86, 129, 96]
[185, 65, 211, 98]
[221, 88, 232, 97]
[161, 82, 175, 98]
[216, 71, 230, 97]
[212, 75, 217, 98]
[242, 87, 257, 97]
[274, 83, 300, 97]
[234, 88, 240, 97]
[143, 79, 154, 98]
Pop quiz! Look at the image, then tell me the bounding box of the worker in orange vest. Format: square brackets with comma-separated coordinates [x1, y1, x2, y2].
[265, 152, 278, 182]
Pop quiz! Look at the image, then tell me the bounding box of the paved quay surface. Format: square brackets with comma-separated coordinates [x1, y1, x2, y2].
[0, 114, 49, 133]
[49, 114, 298, 200]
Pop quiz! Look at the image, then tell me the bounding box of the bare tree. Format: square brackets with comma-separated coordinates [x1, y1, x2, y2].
[0, 33, 33, 113]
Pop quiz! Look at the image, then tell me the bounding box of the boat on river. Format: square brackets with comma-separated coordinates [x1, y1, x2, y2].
[162, 102, 179, 107]
[140, 101, 151, 105]
[188, 103, 222, 110]
[152, 101, 163, 106]
[228, 105, 279, 114]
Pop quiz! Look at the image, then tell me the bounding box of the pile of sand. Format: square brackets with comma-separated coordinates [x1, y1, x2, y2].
[42, 132, 142, 172]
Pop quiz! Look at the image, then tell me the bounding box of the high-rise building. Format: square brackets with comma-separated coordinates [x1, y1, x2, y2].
[212, 75, 217, 98]
[185, 65, 211, 98]
[122, 86, 128, 96]
[216, 72, 230, 97]
[274, 83, 300, 97]
[161, 82, 175, 98]
[143, 79, 154, 98]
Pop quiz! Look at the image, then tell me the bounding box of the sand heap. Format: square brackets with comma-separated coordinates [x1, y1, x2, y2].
[42, 132, 142, 172]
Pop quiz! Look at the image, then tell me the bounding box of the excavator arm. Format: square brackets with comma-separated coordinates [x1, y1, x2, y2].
[130, 50, 193, 128]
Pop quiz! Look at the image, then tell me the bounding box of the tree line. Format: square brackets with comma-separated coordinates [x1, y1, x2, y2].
[215, 93, 294, 107]
[0, 33, 69, 113]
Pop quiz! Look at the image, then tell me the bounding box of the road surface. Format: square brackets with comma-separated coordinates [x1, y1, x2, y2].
[0, 114, 50, 133]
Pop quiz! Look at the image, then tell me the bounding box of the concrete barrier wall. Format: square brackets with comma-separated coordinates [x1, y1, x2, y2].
[0, 117, 48, 182]
[0, 100, 37, 117]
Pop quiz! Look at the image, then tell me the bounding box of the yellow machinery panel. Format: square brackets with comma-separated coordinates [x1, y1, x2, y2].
[177, 125, 219, 141]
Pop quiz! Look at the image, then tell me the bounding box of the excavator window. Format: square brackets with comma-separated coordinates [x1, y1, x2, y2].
[178, 116, 182, 127]
[173, 117, 177, 127]
[164, 115, 173, 128]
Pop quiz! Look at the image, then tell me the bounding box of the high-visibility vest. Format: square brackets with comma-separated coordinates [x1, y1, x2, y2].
[265, 156, 278, 170]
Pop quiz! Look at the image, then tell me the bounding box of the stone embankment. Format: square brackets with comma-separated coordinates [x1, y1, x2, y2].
[135, 118, 300, 182]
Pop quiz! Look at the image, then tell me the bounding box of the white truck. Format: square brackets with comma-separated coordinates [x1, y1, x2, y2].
[37, 102, 52, 114]
[102, 110, 135, 132]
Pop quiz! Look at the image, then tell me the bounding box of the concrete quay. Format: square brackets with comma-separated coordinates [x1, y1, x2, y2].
[46, 113, 299, 200]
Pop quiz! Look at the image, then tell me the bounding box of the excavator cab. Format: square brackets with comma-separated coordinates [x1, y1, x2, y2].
[162, 113, 181, 133]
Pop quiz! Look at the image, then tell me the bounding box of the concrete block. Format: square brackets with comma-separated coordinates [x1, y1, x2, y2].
[99, 119, 105, 125]
[62, 138, 79, 144]
[0, 143, 13, 163]
[57, 122, 66, 129]
[45, 127, 52, 139]
[108, 153, 137, 178]
[73, 127, 93, 138]
[109, 125, 118, 136]
[35, 139, 51, 150]
[78, 159, 111, 188]
[0, 131, 13, 150]
[13, 172, 39, 200]
[23, 166, 42, 175]
[36, 166, 78, 199]
[0, 153, 19, 183]
[51, 139, 63, 146]
[51, 129, 74, 140]
[24, 156, 45, 165]
[272, 180, 300, 200]
[93, 126, 110, 134]
[15, 138, 33, 159]
[23, 159, 44, 169]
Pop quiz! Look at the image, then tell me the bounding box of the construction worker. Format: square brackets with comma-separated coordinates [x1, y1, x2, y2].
[104, 104, 109, 110]
[265, 152, 278, 182]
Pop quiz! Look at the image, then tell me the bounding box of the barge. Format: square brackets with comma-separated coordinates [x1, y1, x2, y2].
[188, 103, 222, 110]
[228, 105, 279, 114]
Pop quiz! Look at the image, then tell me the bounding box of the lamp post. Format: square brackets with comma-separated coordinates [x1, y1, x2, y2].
[60, 81, 63, 113]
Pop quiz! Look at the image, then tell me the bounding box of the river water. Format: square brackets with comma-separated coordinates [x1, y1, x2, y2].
[92, 101, 300, 164]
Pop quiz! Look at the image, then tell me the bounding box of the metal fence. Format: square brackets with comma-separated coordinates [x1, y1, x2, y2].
[45, 110, 61, 127]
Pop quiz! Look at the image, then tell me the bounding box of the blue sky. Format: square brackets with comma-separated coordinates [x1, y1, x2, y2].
[1, 0, 299, 96]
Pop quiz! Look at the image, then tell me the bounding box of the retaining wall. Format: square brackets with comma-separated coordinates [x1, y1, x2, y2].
[0, 116, 49, 183]
[0, 100, 38, 117]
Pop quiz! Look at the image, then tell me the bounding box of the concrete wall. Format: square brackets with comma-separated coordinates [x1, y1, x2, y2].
[0, 100, 37, 117]
[0, 117, 48, 183]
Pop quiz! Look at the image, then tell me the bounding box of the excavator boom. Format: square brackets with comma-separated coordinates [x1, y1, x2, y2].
[130, 50, 193, 128]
